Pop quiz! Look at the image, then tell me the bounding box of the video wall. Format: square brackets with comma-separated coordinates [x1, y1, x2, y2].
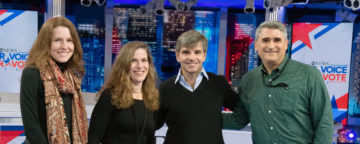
[112, 7, 219, 81]
[342, 23, 360, 143]
[66, 5, 106, 93]
[77, 23, 105, 92]
[0, 9, 37, 93]
[348, 23, 360, 125]
[225, 13, 258, 85]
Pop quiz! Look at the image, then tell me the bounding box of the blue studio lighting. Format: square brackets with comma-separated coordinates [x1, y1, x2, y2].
[347, 130, 356, 139]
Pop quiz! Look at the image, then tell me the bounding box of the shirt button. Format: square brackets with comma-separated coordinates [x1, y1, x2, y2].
[270, 127, 273, 130]
[269, 79, 272, 82]
[268, 110, 272, 113]
[268, 94, 272, 97]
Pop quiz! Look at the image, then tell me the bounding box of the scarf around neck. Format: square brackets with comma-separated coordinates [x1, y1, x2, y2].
[39, 58, 88, 144]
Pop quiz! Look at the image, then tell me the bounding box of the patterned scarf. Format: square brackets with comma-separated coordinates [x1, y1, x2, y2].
[39, 58, 88, 144]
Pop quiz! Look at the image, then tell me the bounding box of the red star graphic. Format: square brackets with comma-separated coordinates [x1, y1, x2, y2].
[336, 93, 348, 109]
[292, 23, 322, 49]
[0, 10, 6, 15]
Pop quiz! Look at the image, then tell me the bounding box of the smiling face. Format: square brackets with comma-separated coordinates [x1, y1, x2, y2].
[50, 26, 74, 63]
[255, 28, 288, 69]
[130, 48, 149, 85]
[176, 41, 207, 76]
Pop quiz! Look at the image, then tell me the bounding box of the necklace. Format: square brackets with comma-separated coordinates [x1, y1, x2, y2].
[131, 101, 147, 144]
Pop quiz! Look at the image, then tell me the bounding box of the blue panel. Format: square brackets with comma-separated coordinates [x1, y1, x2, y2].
[194, 11, 219, 74]
[66, 6, 106, 92]
[347, 22, 360, 126]
[79, 26, 105, 92]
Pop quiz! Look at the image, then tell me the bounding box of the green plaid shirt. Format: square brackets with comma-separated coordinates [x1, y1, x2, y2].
[224, 56, 334, 144]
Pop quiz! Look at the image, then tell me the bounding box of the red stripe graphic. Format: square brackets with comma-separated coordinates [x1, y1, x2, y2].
[0, 130, 24, 144]
[0, 10, 7, 15]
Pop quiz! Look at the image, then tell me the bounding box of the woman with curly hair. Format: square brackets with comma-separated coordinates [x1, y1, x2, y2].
[20, 16, 88, 144]
[88, 41, 159, 144]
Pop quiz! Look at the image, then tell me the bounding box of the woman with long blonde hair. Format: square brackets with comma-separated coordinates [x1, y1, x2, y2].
[88, 41, 159, 144]
[20, 16, 88, 144]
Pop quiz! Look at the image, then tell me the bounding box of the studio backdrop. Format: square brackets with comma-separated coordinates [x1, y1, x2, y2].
[291, 22, 354, 125]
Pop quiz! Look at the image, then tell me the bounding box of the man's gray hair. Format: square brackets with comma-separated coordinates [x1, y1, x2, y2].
[255, 21, 288, 41]
[176, 30, 208, 53]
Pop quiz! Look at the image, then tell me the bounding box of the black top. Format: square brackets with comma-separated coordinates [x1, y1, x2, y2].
[20, 64, 73, 144]
[156, 72, 239, 144]
[88, 89, 155, 144]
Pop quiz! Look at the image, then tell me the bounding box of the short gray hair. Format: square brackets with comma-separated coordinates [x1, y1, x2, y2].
[176, 30, 208, 53]
[255, 21, 287, 41]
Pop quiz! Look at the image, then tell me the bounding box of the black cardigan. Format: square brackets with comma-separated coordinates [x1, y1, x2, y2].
[156, 72, 239, 144]
[20, 65, 73, 144]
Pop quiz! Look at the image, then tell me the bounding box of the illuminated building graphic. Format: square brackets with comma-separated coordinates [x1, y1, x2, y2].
[112, 8, 128, 59]
[194, 11, 219, 75]
[348, 27, 360, 126]
[113, 7, 159, 72]
[113, 8, 158, 60]
[113, 8, 219, 81]
[78, 23, 105, 92]
[225, 14, 256, 84]
[161, 10, 195, 79]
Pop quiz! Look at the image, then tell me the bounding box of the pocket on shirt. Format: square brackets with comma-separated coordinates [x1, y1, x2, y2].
[278, 88, 298, 131]
[279, 89, 298, 113]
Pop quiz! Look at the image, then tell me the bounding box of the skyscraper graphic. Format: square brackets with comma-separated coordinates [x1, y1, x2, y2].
[225, 14, 256, 83]
[78, 23, 105, 92]
[348, 28, 360, 125]
[160, 10, 195, 80]
[194, 11, 219, 74]
[113, 8, 219, 81]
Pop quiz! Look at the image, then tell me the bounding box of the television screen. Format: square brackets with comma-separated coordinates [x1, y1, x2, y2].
[347, 23, 360, 126]
[0, 9, 37, 93]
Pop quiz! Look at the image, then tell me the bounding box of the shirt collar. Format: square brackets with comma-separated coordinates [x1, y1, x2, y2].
[175, 67, 209, 84]
[261, 55, 289, 74]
